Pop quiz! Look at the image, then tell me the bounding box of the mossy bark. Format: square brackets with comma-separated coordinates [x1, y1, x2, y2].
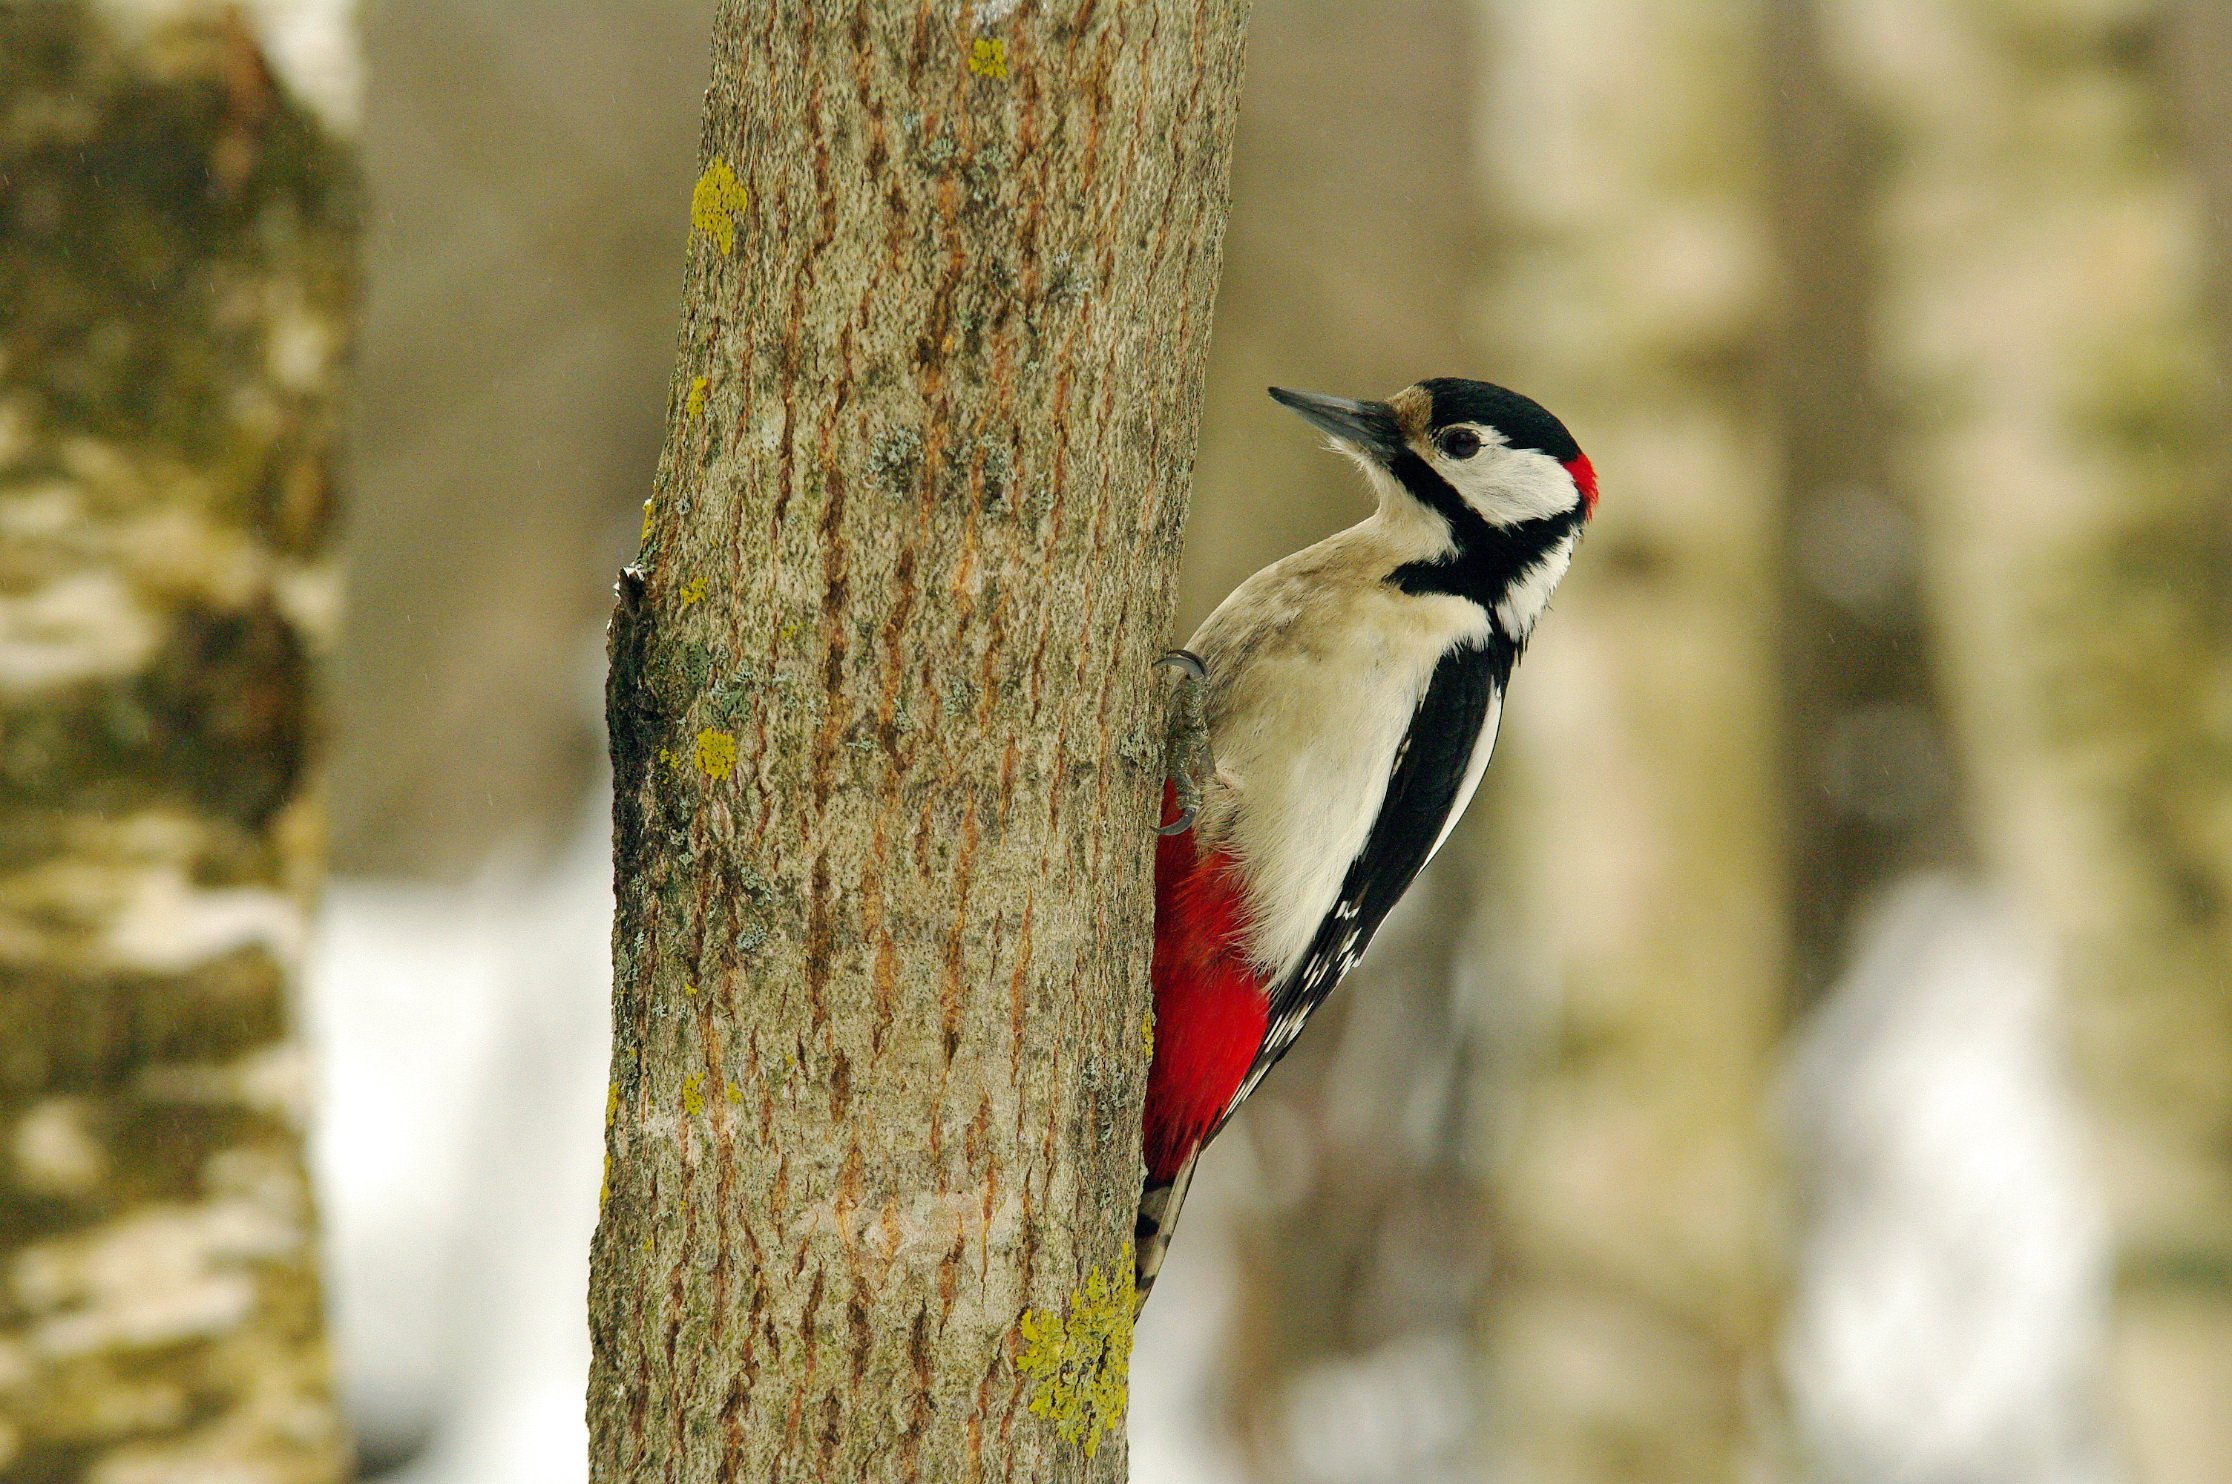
[585, 5, 1247, 1482]
[0, 4, 356, 1481]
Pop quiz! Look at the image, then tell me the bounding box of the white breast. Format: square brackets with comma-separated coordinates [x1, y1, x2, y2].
[1189, 540, 1492, 982]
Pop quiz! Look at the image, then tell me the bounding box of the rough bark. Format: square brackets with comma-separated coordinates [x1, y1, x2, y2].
[0, 3, 356, 1480]
[1474, 2, 1788, 1478]
[584, 5, 1248, 1482]
[1837, 0, 2232, 1477]
[1172, 4, 1497, 1477]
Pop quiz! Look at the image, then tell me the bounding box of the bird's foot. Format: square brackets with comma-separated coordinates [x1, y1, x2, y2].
[1157, 648, 1213, 836]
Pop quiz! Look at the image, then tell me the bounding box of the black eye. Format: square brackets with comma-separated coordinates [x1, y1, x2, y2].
[1437, 427, 1482, 460]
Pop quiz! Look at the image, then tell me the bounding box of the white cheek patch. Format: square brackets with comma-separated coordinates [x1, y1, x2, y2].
[1421, 437, 1576, 526]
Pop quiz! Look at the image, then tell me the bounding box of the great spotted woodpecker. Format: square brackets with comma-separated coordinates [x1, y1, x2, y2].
[1136, 378, 1597, 1306]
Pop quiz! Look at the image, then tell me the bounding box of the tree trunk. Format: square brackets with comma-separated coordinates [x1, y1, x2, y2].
[0, 4, 357, 1480]
[1842, 1, 2232, 1477]
[585, 5, 1248, 1482]
[1473, 3, 1788, 1478]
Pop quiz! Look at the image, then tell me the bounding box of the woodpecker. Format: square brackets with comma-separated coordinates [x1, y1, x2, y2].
[1136, 378, 1597, 1306]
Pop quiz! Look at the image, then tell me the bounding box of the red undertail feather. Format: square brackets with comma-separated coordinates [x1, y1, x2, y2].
[1145, 783, 1267, 1183]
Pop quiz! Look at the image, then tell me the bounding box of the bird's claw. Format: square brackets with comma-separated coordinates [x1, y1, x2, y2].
[1157, 648, 1207, 684]
[1158, 648, 1213, 836]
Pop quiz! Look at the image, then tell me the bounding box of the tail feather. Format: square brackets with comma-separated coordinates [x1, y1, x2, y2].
[1132, 1152, 1200, 1313]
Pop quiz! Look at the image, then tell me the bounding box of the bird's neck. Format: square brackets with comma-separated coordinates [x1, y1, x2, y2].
[1348, 454, 1582, 641]
[1374, 449, 1580, 637]
[1384, 507, 1580, 643]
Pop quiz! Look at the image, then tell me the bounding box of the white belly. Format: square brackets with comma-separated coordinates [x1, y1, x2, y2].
[1192, 581, 1491, 980]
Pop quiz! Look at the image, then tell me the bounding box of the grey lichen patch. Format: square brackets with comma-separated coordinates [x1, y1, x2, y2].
[705, 658, 798, 726]
[1115, 724, 1160, 779]
[964, 139, 1014, 211]
[972, 436, 1014, 511]
[912, 120, 962, 176]
[1042, 252, 1089, 306]
[868, 425, 925, 497]
[644, 635, 719, 715]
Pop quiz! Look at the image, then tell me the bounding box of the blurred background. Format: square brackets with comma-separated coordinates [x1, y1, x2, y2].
[7, 1, 2231, 1481]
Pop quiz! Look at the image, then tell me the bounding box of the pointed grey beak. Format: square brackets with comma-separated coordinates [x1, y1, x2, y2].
[1268, 387, 1403, 461]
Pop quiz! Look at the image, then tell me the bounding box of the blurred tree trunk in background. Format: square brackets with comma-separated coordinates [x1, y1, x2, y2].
[1180, 0, 1487, 621]
[0, 4, 356, 1480]
[1763, 0, 1968, 1007]
[1175, 5, 1499, 1479]
[1474, 3, 1788, 1479]
[2168, 0, 2232, 628]
[586, 3, 1247, 1481]
[1844, 1, 2232, 1478]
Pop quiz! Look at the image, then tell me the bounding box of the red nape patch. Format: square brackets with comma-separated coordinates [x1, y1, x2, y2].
[1144, 786, 1267, 1182]
[1565, 452, 1599, 518]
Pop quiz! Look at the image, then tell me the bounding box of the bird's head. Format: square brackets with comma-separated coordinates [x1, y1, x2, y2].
[1269, 378, 1597, 529]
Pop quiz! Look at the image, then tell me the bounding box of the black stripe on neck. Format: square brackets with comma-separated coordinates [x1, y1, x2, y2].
[1383, 449, 1578, 614]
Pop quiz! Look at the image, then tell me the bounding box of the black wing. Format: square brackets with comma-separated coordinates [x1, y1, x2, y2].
[1218, 637, 1512, 1125]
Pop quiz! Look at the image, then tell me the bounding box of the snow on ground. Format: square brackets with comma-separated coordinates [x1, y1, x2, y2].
[1782, 874, 2117, 1484]
[307, 800, 611, 1481]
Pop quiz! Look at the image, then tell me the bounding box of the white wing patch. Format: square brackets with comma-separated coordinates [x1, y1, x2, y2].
[1426, 689, 1503, 866]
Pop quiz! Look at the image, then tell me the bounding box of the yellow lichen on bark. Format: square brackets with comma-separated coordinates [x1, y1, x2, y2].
[1016, 1245, 1136, 1459]
[688, 158, 750, 256]
[692, 727, 736, 780]
[968, 38, 1010, 80]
